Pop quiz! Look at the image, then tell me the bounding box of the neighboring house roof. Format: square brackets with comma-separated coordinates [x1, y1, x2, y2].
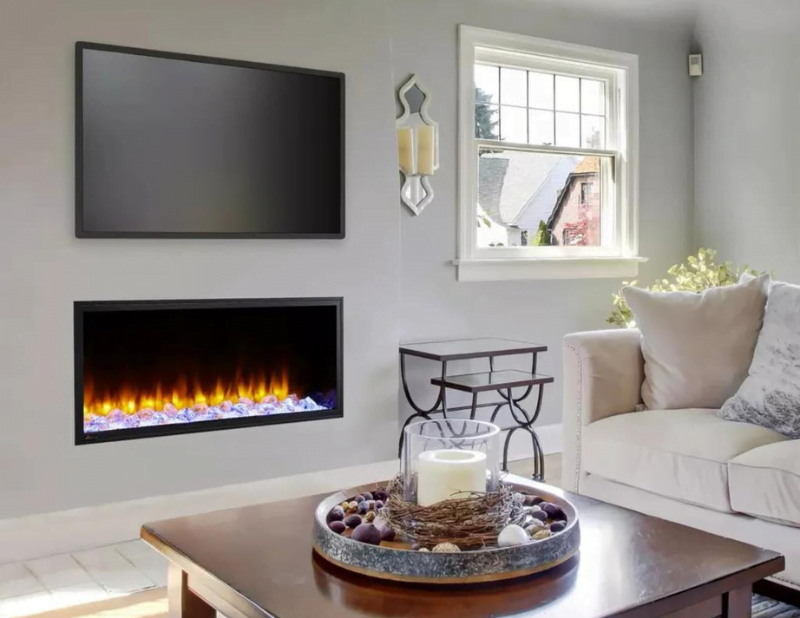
[477, 156, 509, 228]
[547, 170, 597, 230]
[511, 156, 579, 231]
[478, 150, 579, 231]
[572, 156, 599, 174]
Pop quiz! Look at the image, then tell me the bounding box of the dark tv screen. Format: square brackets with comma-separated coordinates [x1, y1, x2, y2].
[76, 43, 344, 238]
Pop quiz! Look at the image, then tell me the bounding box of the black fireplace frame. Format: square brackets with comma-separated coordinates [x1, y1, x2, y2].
[74, 297, 343, 445]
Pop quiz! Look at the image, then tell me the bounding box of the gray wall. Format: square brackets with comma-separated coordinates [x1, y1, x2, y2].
[0, 0, 695, 518]
[693, 0, 800, 280]
[391, 0, 695, 427]
[0, 0, 400, 519]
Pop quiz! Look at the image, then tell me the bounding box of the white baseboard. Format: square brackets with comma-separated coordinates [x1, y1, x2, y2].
[503, 422, 563, 462]
[0, 423, 562, 564]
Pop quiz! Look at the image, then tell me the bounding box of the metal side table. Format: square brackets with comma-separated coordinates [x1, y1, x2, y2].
[399, 338, 554, 480]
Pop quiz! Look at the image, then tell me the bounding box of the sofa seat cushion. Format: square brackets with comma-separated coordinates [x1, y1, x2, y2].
[728, 440, 800, 526]
[582, 408, 787, 512]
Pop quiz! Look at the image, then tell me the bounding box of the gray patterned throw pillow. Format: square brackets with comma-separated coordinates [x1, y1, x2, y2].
[719, 281, 800, 438]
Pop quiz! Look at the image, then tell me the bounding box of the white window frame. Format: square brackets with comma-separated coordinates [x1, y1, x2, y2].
[456, 25, 645, 281]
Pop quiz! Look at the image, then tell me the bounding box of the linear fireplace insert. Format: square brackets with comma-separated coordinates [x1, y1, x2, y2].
[75, 297, 342, 445]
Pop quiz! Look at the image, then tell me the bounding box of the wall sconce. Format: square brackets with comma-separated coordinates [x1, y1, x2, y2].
[396, 75, 438, 216]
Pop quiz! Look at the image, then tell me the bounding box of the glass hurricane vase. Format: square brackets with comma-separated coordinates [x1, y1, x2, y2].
[401, 419, 501, 507]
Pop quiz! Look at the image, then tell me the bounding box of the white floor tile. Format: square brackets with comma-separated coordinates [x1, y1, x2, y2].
[24, 554, 94, 592]
[50, 583, 112, 608]
[0, 563, 44, 602]
[111, 541, 168, 588]
[72, 547, 155, 594]
[0, 591, 56, 618]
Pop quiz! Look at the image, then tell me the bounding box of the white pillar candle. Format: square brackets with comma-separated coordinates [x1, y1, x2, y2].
[416, 125, 436, 176]
[416, 449, 487, 506]
[397, 127, 416, 175]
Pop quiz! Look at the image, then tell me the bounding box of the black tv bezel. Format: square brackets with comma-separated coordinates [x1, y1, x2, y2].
[74, 296, 344, 445]
[74, 42, 346, 239]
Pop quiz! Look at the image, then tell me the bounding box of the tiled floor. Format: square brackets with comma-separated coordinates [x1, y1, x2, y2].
[0, 454, 561, 618]
[0, 541, 166, 618]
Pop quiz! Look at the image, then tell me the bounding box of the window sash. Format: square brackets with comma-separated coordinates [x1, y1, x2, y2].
[473, 63, 611, 150]
[472, 142, 620, 259]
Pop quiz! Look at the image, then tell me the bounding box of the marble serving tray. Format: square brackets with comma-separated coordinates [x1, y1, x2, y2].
[312, 482, 580, 585]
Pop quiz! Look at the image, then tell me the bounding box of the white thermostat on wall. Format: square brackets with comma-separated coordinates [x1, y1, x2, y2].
[688, 54, 703, 77]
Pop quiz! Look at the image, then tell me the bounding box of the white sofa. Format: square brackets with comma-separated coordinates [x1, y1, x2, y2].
[562, 329, 800, 590]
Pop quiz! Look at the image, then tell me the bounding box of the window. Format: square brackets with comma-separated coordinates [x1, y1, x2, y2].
[580, 182, 592, 205]
[457, 26, 642, 281]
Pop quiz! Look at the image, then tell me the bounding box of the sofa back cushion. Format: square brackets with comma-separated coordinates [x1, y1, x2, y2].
[623, 274, 769, 410]
[719, 281, 800, 438]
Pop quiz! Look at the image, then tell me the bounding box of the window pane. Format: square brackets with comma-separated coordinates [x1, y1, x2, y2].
[581, 79, 605, 115]
[581, 115, 605, 148]
[528, 72, 554, 110]
[555, 75, 579, 112]
[500, 67, 527, 106]
[555, 112, 579, 147]
[477, 147, 604, 247]
[474, 64, 499, 104]
[475, 104, 499, 139]
[528, 110, 554, 146]
[500, 105, 527, 143]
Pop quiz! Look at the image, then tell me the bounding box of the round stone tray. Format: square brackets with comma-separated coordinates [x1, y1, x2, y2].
[312, 482, 580, 585]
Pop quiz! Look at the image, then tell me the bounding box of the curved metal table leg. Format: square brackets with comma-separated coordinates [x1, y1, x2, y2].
[398, 355, 448, 456]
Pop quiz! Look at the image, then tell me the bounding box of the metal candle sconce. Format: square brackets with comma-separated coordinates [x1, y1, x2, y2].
[396, 75, 439, 216]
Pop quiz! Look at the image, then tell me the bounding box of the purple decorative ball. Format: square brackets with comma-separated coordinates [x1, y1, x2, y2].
[326, 505, 345, 523]
[531, 510, 548, 522]
[549, 521, 566, 534]
[351, 523, 382, 545]
[379, 525, 395, 541]
[542, 503, 565, 520]
[357, 501, 368, 515]
[344, 514, 362, 529]
[375, 500, 384, 510]
[354, 494, 365, 503]
[362, 492, 374, 501]
[328, 520, 346, 534]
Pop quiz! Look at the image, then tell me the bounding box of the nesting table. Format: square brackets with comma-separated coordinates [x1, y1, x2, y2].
[399, 338, 554, 479]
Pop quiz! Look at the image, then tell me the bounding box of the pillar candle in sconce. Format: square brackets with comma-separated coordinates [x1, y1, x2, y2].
[416, 125, 435, 176]
[396, 74, 438, 216]
[397, 128, 416, 175]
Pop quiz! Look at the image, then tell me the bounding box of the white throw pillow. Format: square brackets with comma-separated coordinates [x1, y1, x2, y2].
[623, 274, 770, 410]
[719, 281, 800, 438]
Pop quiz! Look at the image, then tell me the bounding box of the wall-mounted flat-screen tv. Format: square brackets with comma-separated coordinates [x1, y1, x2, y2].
[76, 42, 344, 238]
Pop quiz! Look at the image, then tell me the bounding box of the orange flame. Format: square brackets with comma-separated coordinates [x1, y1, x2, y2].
[83, 368, 291, 417]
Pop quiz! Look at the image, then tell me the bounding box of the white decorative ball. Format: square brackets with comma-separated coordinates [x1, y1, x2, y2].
[498, 524, 529, 548]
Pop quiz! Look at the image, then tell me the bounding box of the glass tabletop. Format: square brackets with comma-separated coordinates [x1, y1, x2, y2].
[399, 338, 546, 361]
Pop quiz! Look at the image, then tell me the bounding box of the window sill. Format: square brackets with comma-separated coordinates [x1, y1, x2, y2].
[453, 256, 647, 282]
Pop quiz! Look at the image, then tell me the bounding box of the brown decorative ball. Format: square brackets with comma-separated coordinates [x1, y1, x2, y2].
[432, 542, 461, 553]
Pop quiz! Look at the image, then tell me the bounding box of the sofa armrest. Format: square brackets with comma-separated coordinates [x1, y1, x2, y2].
[561, 329, 644, 492]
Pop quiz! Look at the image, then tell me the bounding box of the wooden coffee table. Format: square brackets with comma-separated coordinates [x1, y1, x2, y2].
[142, 475, 784, 618]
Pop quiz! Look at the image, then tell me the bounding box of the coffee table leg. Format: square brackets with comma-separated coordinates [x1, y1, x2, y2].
[723, 585, 752, 618]
[168, 564, 215, 618]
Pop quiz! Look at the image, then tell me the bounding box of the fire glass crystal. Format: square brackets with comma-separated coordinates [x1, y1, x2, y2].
[84, 392, 334, 435]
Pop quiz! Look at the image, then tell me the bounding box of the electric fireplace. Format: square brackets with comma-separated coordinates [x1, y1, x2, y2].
[74, 298, 342, 445]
